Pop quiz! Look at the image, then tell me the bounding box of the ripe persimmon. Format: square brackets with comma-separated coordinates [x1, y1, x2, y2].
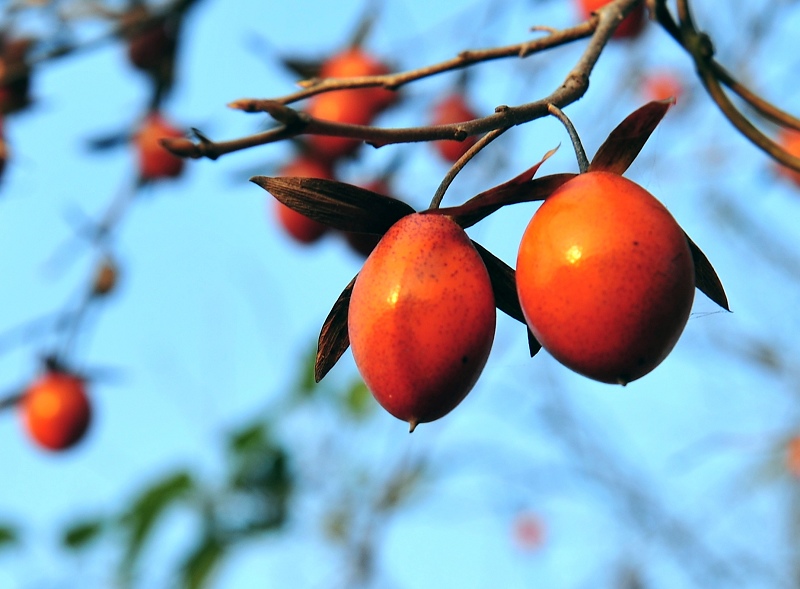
[21, 370, 91, 451]
[127, 21, 175, 72]
[306, 47, 396, 160]
[641, 70, 684, 103]
[776, 128, 800, 188]
[273, 156, 333, 244]
[135, 112, 185, 180]
[785, 436, 800, 478]
[317, 47, 396, 114]
[516, 171, 694, 384]
[348, 213, 496, 431]
[430, 93, 479, 163]
[306, 91, 374, 160]
[578, 0, 646, 39]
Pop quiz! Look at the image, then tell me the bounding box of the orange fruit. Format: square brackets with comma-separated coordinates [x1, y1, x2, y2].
[306, 90, 374, 160]
[318, 47, 396, 114]
[641, 70, 684, 103]
[135, 112, 185, 180]
[784, 436, 800, 478]
[776, 128, 800, 188]
[516, 171, 694, 384]
[430, 93, 479, 163]
[578, 0, 646, 39]
[21, 371, 91, 451]
[305, 48, 396, 160]
[273, 156, 332, 244]
[348, 213, 496, 430]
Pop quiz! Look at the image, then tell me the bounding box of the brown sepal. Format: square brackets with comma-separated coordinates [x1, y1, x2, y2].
[684, 232, 729, 311]
[589, 99, 675, 176]
[441, 172, 575, 229]
[315, 275, 356, 382]
[472, 241, 541, 357]
[251, 176, 415, 234]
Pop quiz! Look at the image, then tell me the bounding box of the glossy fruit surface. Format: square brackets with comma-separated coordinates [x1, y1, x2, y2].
[578, 0, 646, 39]
[135, 112, 185, 180]
[21, 371, 91, 451]
[516, 171, 694, 384]
[776, 128, 800, 187]
[430, 94, 479, 163]
[274, 156, 332, 244]
[348, 213, 496, 430]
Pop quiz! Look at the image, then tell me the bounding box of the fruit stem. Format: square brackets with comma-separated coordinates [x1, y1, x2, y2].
[429, 124, 511, 209]
[547, 104, 589, 174]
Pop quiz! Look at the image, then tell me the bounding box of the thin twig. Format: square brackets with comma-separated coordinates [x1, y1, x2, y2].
[429, 124, 512, 210]
[167, 3, 634, 162]
[547, 104, 588, 173]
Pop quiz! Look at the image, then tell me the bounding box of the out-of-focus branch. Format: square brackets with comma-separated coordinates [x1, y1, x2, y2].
[655, 0, 800, 170]
[165, 0, 645, 161]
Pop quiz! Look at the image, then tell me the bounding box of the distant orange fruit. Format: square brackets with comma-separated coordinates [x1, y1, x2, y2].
[641, 70, 684, 103]
[306, 47, 396, 160]
[273, 156, 333, 244]
[348, 213, 496, 430]
[21, 371, 91, 451]
[785, 436, 800, 478]
[127, 21, 175, 72]
[513, 512, 546, 551]
[135, 112, 185, 180]
[578, 0, 646, 39]
[318, 47, 396, 114]
[430, 93, 479, 163]
[516, 171, 694, 384]
[776, 128, 800, 188]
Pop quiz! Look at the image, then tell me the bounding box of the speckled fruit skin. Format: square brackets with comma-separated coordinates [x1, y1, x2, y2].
[21, 371, 91, 451]
[578, 0, 646, 39]
[431, 94, 478, 163]
[136, 113, 185, 180]
[516, 171, 695, 384]
[348, 213, 496, 430]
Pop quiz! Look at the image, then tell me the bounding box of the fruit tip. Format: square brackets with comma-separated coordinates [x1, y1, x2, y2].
[408, 420, 418, 433]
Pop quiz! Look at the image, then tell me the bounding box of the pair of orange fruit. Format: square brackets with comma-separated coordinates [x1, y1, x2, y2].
[349, 170, 696, 431]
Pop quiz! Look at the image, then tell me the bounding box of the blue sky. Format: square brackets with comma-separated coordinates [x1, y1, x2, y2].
[2, 0, 800, 587]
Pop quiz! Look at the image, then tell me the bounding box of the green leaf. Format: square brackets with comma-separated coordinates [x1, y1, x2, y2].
[315, 275, 356, 382]
[0, 525, 19, 550]
[62, 518, 104, 550]
[589, 99, 674, 175]
[228, 422, 267, 456]
[179, 535, 225, 589]
[344, 379, 373, 418]
[120, 471, 196, 574]
[250, 176, 414, 234]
